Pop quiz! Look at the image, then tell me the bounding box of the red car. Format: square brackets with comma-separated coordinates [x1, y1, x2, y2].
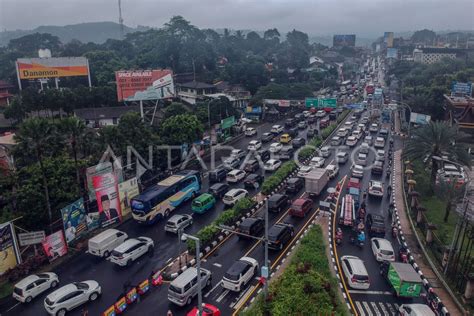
[347, 177, 361, 191]
[187, 304, 221, 316]
[289, 198, 313, 217]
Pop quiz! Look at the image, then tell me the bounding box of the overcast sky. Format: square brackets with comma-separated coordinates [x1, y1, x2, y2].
[1, 0, 473, 36]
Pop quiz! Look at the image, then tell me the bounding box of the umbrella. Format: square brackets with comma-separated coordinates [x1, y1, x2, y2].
[404, 160, 411, 165]
[407, 179, 417, 185]
[405, 169, 414, 174]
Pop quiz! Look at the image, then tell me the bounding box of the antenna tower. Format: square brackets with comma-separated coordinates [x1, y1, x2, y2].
[118, 0, 124, 39]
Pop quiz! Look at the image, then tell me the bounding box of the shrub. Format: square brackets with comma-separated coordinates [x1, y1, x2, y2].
[261, 161, 297, 195]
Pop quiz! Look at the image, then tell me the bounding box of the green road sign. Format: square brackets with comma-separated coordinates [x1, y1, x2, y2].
[221, 116, 235, 129]
[319, 98, 337, 108]
[305, 98, 318, 108]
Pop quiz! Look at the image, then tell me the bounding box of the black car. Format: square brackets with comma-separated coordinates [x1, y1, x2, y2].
[257, 149, 270, 162]
[243, 173, 264, 190]
[285, 118, 297, 128]
[371, 161, 384, 175]
[279, 146, 294, 160]
[209, 167, 228, 183]
[285, 177, 303, 195]
[307, 128, 318, 138]
[287, 127, 299, 138]
[366, 213, 386, 237]
[268, 194, 289, 212]
[238, 217, 264, 238]
[261, 132, 274, 143]
[329, 112, 337, 120]
[268, 223, 294, 250]
[208, 183, 230, 199]
[292, 137, 306, 148]
[244, 159, 260, 173]
[307, 114, 317, 124]
[294, 113, 304, 121]
[379, 128, 389, 139]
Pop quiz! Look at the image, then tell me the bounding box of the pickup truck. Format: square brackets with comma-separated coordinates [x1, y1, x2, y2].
[380, 262, 423, 298]
[304, 168, 329, 196]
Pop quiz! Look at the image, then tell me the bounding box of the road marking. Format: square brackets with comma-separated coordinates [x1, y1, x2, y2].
[204, 281, 222, 298]
[362, 301, 373, 316]
[348, 290, 392, 295]
[371, 302, 381, 316]
[5, 302, 20, 313]
[213, 262, 222, 268]
[378, 302, 388, 315]
[216, 289, 230, 302]
[231, 285, 255, 309]
[355, 301, 365, 316]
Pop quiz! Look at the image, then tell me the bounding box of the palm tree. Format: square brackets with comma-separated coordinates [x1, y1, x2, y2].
[14, 118, 55, 232]
[436, 177, 465, 222]
[58, 117, 86, 190]
[405, 121, 471, 186]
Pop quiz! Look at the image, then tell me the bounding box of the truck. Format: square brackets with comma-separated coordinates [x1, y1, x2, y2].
[338, 194, 355, 227]
[304, 168, 329, 196]
[380, 262, 423, 298]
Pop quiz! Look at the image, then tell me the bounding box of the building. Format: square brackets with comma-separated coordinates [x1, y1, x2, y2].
[0, 80, 14, 107]
[74, 106, 140, 128]
[444, 94, 474, 133]
[413, 47, 466, 64]
[177, 81, 217, 105]
[212, 81, 251, 110]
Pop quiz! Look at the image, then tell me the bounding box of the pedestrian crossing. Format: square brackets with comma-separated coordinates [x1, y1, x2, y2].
[354, 301, 399, 316]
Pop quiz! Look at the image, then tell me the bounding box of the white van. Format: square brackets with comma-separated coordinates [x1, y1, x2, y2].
[168, 267, 212, 306]
[88, 229, 128, 258]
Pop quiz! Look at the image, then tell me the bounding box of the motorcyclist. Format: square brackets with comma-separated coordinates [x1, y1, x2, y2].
[335, 228, 343, 244]
[387, 184, 392, 199]
[357, 231, 365, 244]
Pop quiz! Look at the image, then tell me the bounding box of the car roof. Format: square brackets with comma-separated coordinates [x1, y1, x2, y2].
[240, 217, 262, 227]
[168, 214, 188, 223]
[269, 193, 285, 201]
[15, 274, 40, 288]
[114, 238, 140, 252]
[287, 177, 301, 183]
[292, 198, 310, 206]
[226, 188, 244, 195]
[372, 238, 393, 250]
[47, 283, 78, 301]
[210, 183, 227, 189]
[226, 259, 252, 276]
[195, 193, 213, 201]
[229, 169, 243, 175]
[342, 256, 368, 275]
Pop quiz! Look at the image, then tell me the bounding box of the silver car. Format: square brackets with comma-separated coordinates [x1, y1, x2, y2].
[165, 214, 193, 234]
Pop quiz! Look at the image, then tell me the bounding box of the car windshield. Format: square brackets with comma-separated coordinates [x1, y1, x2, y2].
[74, 282, 89, 290]
[381, 249, 394, 256]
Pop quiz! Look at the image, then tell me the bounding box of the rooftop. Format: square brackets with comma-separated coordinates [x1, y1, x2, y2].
[179, 81, 215, 89]
[74, 106, 140, 121]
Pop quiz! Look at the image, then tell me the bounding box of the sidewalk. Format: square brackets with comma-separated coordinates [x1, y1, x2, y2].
[393, 120, 465, 315]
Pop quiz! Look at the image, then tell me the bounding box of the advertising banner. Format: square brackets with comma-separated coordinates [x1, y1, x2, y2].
[221, 116, 236, 129]
[263, 99, 290, 107]
[245, 106, 262, 114]
[61, 198, 88, 244]
[410, 112, 431, 125]
[93, 172, 122, 228]
[16, 57, 89, 79]
[0, 223, 20, 275]
[42, 231, 68, 262]
[333, 34, 356, 47]
[18, 231, 46, 246]
[451, 81, 472, 97]
[115, 70, 175, 102]
[387, 48, 398, 59]
[118, 178, 139, 218]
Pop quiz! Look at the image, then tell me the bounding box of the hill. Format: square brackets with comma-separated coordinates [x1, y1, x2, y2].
[0, 22, 150, 46]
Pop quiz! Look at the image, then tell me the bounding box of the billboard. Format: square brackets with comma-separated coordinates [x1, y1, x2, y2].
[410, 112, 431, 125]
[42, 231, 68, 262]
[118, 178, 140, 218]
[333, 35, 356, 47]
[221, 116, 236, 129]
[387, 48, 398, 59]
[451, 81, 472, 97]
[263, 99, 290, 107]
[86, 161, 123, 201]
[93, 172, 122, 228]
[384, 32, 394, 48]
[0, 223, 20, 275]
[18, 231, 46, 246]
[115, 70, 175, 102]
[16, 57, 89, 80]
[61, 198, 88, 244]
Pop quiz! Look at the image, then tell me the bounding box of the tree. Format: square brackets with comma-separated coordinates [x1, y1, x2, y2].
[435, 177, 465, 222]
[160, 114, 204, 145]
[411, 29, 437, 45]
[405, 122, 471, 186]
[8, 33, 61, 55]
[14, 118, 57, 232]
[163, 102, 189, 118]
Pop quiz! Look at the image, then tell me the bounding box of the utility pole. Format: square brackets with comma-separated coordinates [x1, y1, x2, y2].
[118, 0, 124, 39]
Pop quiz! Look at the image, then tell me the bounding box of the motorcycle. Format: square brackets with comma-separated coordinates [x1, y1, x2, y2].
[335, 228, 343, 245]
[386, 169, 391, 179]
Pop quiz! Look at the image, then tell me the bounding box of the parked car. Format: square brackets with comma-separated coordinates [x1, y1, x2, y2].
[264, 159, 282, 171]
[292, 137, 306, 148]
[261, 132, 273, 143]
[247, 140, 262, 151]
[238, 217, 264, 239]
[366, 213, 386, 237]
[243, 173, 264, 190]
[222, 257, 258, 292]
[326, 164, 339, 179]
[223, 188, 248, 206]
[368, 180, 384, 197]
[245, 127, 257, 136]
[371, 238, 395, 262]
[289, 198, 313, 217]
[226, 169, 246, 183]
[268, 194, 289, 212]
[165, 214, 193, 234]
[208, 183, 230, 199]
[44, 281, 101, 315]
[340, 256, 370, 289]
[13, 273, 59, 303]
[268, 223, 294, 250]
[243, 159, 260, 173]
[209, 167, 228, 183]
[285, 177, 304, 194]
[271, 125, 284, 134]
[269, 142, 283, 153]
[309, 156, 325, 168]
[109, 237, 154, 267]
[192, 193, 216, 214]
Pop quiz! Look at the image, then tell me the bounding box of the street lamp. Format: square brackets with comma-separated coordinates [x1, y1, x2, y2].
[181, 233, 203, 316]
[391, 100, 412, 137]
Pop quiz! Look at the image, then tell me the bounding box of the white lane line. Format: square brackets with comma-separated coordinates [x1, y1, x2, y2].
[348, 290, 392, 295]
[362, 301, 373, 316]
[370, 302, 381, 316]
[213, 262, 222, 268]
[216, 289, 230, 302]
[378, 302, 388, 315]
[204, 281, 222, 298]
[386, 302, 396, 315]
[4, 302, 20, 313]
[355, 301, 366, 316]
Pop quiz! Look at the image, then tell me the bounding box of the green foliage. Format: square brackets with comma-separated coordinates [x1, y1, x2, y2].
[160, 114, 204, 145]
[261, 161, 297, 195]
[163, 102, 189, 119]
[241, 226, 345, 316]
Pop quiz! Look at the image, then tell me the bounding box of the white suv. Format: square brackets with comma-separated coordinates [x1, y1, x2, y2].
[223, 188, 248, 206]
[340, 256, 370, 289]
[222, 257, 259, 292]
[44, 281, 101, 316]
[109, 237, 154, 267]
[245, 127, 257, 136]
[13, 273, 59, 303]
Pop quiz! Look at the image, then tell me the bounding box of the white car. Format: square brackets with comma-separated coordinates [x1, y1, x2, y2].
[357, 153, 368, 166]
[302, 110, 310, 117]
[340, 256, 370, 289]
[337, 128, 349, 137]
[269, 142, 283, 153]
[374, 137, 385, 148]
[336, 151, 349, 164]
[247, 140, 262, 151]
[326, 164, 339, 179]
[245, 127, 257, 136]
[363, 135, 373, 145]
[226, 169, 246, 183]
[344, 121, 353, 130]
[13, 273, 59, 303]
[222, 256, 259, 292]
[369, 123, 379, 132]
[352, 164, 364, 178]
[371, 238, 395, 262]
[264, 159, 282, 171]
[376, 150, 385, 161]
[319, 146, 331, 158]
[352, 130, 362, 140]
[368, 180, 384, 197]
[297, 165, 313, 177]
[223, 156, 240, 169]
[360, 142, 370, 154]
[315, 110, 326, 118]
[230, 149, 246, 160]
[399, 304, 436, 316]
[309, 156, 325, 168]
[223, 188, 248, 206]
[271, 125, 284, 134]
[109, 237, 154, 267]
[44, 281, 101, 316]
[346, 136, 358, 147]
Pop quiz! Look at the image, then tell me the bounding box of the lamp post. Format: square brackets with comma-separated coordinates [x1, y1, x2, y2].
[391, 100, 412, 137]
[181, 233, 202, 316]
